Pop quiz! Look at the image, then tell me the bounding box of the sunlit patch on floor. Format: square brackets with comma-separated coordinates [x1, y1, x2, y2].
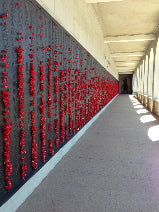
[134, 105, 143, 109]
[148, 125, 159, 142]
[129, 95, 159, 143]
[133, 103, 141, 106]
[140, 114, 156, 123]
[136, 109, 148, 114]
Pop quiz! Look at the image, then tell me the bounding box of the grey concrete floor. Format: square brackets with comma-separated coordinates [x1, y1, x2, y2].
[17, 95, 159, 212]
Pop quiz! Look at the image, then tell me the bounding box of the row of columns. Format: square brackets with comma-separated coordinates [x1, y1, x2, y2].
[133, 37, 159, 110]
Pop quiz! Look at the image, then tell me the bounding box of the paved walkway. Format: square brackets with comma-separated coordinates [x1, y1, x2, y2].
[17, 95, 159, 212]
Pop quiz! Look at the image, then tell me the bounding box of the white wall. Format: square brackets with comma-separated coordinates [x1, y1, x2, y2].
[35, 0, 118, 79]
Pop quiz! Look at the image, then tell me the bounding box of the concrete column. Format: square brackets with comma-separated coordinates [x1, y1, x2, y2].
[137, 67, 140, 94]
[134, 69, 138, 93]
[133, 71, 137, 93]
[147, 49, 154, 98]
[141, 61, 145, 103]
[135, 67, 141, 99]
[153, 39, 159, 100]
[143, 61, 145, 95]
[152, 47, 156, 101]
[144, 56, 148, 96]
[139, 66, 142, 94]
[139, 65, 143, 100]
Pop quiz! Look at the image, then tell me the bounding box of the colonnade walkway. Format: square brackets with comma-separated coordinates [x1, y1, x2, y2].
[17, 95, 159, 212]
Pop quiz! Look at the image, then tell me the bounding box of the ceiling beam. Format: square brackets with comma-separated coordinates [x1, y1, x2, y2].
[118, 71, 134, 74]
[116, 66, 135, 68]
[116, 65, 136, 68]
[104, 34, 155, 43]
[115, 62, 136, 65]
[116, 67, 135, 70]
[111, 52, 144, 57]
[114, 60, 139, 62]
[85, 0, 123, 3]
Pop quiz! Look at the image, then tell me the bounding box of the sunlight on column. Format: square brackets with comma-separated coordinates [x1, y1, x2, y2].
[140, 114, 156, 123]
[148, 125, 159, 142]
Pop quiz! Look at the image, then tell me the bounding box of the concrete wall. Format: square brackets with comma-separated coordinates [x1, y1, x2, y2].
[35, 0, 118, 79]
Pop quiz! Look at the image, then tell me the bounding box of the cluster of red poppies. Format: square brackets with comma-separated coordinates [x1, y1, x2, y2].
[39, 61, 47, 162]
[0, 7, 119, 192]
[48, 139, 54, 155]
[53, 52, 60, 146]
[47, 58, 54, 155]
[28, 52, 38, 170]
[48, 121, 54, 155]
[47, 58, 53, 118]
[59, 83, 65, 143]
[1, 13, 8, 26]
[40, 62, 45, 92]
[54, 76, 58, 94]
[16, 46, 28, 180]
[40, 96, 47, 162]
[1, 50, 13, 189]
[31, 114, 38, 170]
[29, 59, 36, 97]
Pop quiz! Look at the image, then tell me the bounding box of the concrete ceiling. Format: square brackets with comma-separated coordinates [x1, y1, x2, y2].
[85, 0, 159, 74]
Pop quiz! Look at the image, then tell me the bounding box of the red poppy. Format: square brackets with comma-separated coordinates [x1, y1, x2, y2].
[17, 2, 22, 6]
[1, 13, 8, 19]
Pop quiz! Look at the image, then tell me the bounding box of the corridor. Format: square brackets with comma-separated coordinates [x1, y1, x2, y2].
[17, 95, 159, 212]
